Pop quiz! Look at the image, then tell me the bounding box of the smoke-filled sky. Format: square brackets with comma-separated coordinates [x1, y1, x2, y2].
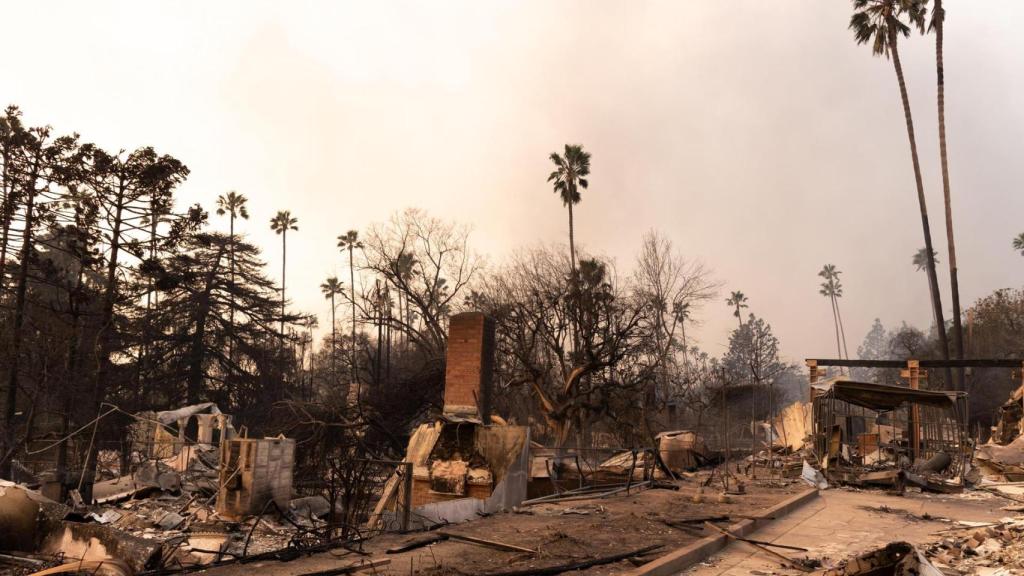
[3, 1, 1023, 363]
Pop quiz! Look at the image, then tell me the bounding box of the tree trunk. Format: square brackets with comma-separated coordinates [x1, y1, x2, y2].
[331, 294, 336, 387]
[0, 146, 15, 297]
[829, 294, 842, 359]
[84, 182, 126, 502]
[889, 26, 953, 386]
[188, 246, 226, 404]
[835, 297, 849, 361]
[227, 213, 235, 388]
[280, 231, 286, 336]
[567, 202, 578, 359]
[934, 0, 964, 390]
[349, 247, 357, 387]
[1, 183, 37, 477]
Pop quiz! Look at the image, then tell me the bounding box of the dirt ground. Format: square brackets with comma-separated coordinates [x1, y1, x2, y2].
[205, 475, 807, 575]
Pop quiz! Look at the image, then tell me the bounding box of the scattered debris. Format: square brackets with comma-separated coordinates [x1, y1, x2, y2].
[811, 380, 969, 493]
[925, 516, 1024, 572]
[825, 541, 943, 576]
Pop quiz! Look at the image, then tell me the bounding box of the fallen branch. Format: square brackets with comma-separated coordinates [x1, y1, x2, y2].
[704, 522, 812, 572]
[438, 532, 537, 554]
[481, 544, 663, 576]
[297, 558, 391, 576]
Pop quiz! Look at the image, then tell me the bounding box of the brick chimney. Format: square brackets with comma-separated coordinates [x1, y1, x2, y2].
[443, 312, 495, 422]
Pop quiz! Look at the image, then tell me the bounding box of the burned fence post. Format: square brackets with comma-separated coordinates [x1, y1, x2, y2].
[806, 359, 820, 402]
[401, 461, 413, 533]
[900, 360, 925, 462]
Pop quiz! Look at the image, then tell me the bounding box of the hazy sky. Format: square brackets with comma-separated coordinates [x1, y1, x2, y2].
[3, 1, 1023, 363]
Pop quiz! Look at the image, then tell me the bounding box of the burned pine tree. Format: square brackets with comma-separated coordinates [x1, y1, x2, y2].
[146, 231, 304, 419]
[0, 119, 79, 478]
[78, 146, 189, 499]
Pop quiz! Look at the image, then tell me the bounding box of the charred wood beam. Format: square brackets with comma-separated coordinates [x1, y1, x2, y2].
[807, 358, 1024, 369]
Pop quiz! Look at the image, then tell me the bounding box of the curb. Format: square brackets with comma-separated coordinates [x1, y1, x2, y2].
[620, 487, 821, 576]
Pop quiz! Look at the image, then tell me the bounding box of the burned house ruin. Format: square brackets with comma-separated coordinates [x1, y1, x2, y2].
[371, 312, 530, 529]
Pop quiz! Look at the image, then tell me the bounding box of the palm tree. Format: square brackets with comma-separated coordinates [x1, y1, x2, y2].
[928, 0, 964, 386]
[1013, 233, 1024, 256]
[850, 0, 952, 369]
[270, 210, 298, 335]
[547, 144, 591, 276]
[337, 230, 363, 384]
[321, 276, 344, 387]
[216, 191, 248, 365]
[672, 301, 692, 351]
[726, 291, 748, 330]
[913, 247, 941, 338]
[819, 265, 849, 360]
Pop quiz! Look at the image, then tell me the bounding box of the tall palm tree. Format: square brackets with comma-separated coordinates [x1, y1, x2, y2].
[850, 0, 952, 370]
[913, 248, 941, 338]
[337, 230, 363, 384]
[726, 290, 748, 330]
[320, 276, 344, 387]
[547, 144, 591, 276]
[1013, 233, 1024, 256]
[929, 0, 964, 387]
[819, 264, 849, 360]
[216, 191, 248, 366]
[270, 210, 298, 335]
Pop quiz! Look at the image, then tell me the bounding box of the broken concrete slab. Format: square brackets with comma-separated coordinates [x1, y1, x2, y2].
[38, 521, 163, 574]
[0, 480, 70, 552]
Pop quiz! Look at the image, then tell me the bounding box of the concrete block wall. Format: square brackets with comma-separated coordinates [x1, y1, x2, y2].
[216, 437, 295, 519]
[443, 312, 495, 421]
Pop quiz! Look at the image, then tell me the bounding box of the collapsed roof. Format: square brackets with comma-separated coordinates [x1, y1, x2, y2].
[812, 380, 964, 411]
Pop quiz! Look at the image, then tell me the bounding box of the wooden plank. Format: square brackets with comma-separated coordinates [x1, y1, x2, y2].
[807, 358, 1024, 369]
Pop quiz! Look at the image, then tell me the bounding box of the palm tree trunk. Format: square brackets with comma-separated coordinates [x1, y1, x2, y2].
[934, 0, 964, 391]
[280, 231, 286, 336]
[567, 202, 578, 358]
[331, 293, 336, 386]
[567, 203, 577, 274]
[835, 298, 850, 361]
[889, 26, 953, 386]
[349, 246, 357, 386]
[829, 294, 842, 360]
[228, 214, 235, 380]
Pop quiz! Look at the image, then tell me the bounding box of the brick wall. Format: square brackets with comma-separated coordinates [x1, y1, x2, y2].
[443, 312, 495, 421]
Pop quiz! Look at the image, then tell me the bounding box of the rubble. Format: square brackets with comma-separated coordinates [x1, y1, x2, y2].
[975, 383, 1024, 485]
[924, 516, 1024, 573]
[824, 541, 943, 576]
[810, 379, 970, 493]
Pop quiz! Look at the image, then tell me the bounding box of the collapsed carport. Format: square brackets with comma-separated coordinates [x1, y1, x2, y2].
[810, 379, 970, 491]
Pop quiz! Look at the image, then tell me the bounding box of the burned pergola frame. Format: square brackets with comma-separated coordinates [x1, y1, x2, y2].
[811, 379, 969, 490]
[805, 358, 1024, 433]
[804, 358, 1024, 491]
